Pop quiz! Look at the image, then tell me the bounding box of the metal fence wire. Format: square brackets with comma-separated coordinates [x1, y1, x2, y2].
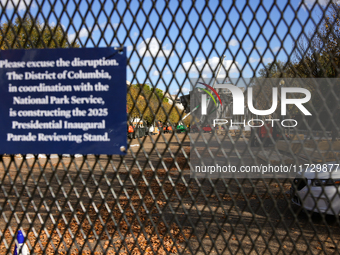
[1, 0, 340, 254]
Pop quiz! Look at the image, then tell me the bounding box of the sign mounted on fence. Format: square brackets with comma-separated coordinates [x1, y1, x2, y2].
[0, 47, 127, 155]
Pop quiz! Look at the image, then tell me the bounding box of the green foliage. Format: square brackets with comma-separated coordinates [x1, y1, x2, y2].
[153, 88, 169, 102]
[127, 84, 182, 124]
[0, 16, 78, 49]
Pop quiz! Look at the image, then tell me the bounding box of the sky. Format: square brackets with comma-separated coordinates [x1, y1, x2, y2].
[0, 0, 333, 96]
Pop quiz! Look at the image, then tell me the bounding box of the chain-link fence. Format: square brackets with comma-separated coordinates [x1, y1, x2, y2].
[1, 0, 340, 254]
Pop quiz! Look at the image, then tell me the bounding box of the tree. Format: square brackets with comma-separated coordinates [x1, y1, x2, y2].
[0, 16, 78, 49]
[127, 84, 182, 125]
[255, 4, 340, 140]
[257, 61, 287, 78]
[290, 3, 340, 140]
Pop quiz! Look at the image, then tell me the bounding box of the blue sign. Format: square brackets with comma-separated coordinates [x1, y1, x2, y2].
[0, 47, 127, 155]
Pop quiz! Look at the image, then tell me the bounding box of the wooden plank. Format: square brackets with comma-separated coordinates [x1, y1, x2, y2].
[304, 140, 340, 150]
[276, 140, 302, 154]
[298, 147, 340, 162]
[257, 150, 295, 165]
[276, 139, 340, 163]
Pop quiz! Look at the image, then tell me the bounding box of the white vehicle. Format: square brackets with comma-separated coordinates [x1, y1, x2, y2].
[290, 163, 340, 215]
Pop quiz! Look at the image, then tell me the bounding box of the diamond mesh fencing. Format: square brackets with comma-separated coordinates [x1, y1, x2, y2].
[1, 0, 340, 254]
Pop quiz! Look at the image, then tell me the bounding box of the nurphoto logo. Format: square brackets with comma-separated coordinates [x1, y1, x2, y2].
[195, 81, 312, 128]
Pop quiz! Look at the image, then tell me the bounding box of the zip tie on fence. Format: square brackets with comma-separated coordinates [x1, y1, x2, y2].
[14, 230, 29, 255]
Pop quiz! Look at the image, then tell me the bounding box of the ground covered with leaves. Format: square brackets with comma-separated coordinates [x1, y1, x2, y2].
[0, 160, 192, 255]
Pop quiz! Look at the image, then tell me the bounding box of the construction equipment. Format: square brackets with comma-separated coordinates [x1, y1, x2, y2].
[128, 118, 147, 139]
[176, 122, 187, 133]
[199, 55, 226, 124]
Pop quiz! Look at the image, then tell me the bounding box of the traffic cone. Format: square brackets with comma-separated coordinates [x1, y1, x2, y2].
[14, 230, 29, 255]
